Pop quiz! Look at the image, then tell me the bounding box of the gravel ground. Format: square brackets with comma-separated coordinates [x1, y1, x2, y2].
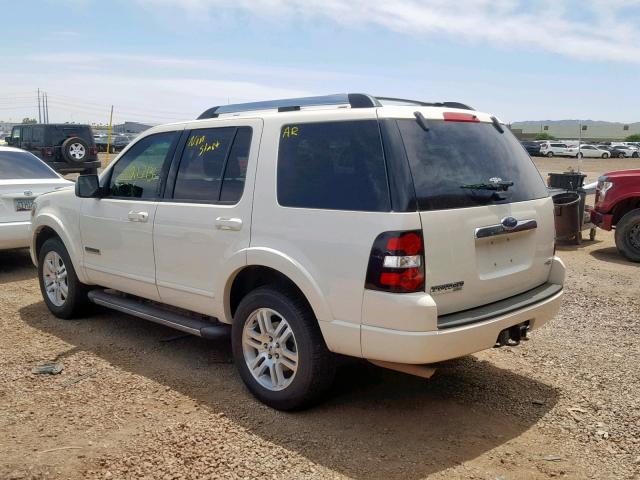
[1, 158, 639, 479]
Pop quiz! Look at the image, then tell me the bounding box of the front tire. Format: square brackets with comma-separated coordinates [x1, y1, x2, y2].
[232, 286, 335, 410]
[38, 237, 91, 319]
[602, 153, 609, 159]
[615, 209, 640, 262]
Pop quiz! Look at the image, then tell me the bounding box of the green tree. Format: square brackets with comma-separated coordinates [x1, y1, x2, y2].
[625, 134, 640, 142]
[21, 117, 37, 124]
[535, 132, 557, 140]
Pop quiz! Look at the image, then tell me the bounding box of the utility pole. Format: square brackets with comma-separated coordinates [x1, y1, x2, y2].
[37, 89, 42, 123]
[44, 93, 48, 124]
[578, 122, 582, 173]
[46, 93, 50, 123]
[105, 105, 114, 167]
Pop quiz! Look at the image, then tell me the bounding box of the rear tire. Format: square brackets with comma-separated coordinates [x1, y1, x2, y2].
[602, 153, 609, 159]
[38, 237, 91, 319]
[546, 152, 554, 157]
[614, 209, 640, 262]
[618, 152, 626, 158]
[232, 286, 335, 410]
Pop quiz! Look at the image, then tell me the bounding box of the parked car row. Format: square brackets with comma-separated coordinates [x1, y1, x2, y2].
[522, 140, 640, 158]
[93, 132, 137, 153]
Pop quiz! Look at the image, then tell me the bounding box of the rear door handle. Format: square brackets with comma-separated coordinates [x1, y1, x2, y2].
[215, 217, 243, 231]
[127, 210, 149, 223]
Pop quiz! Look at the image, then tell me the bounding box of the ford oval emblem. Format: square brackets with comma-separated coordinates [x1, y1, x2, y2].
[24, 190, 33, 197]
[501, 216, 518, 230]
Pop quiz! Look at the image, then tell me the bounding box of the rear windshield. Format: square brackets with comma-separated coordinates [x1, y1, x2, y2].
[0, 151, 59, 179]
[397, 119, 548, 211]
[50, 126, 94, 143]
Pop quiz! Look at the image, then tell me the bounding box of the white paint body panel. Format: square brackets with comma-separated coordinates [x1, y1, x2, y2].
[153, 118, 263, 317]
[30, 104, 566, 366]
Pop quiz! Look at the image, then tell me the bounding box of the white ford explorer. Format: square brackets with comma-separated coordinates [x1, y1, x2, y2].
[30, 94, 565, 410]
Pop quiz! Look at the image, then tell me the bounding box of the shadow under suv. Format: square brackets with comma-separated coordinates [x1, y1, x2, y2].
[5, 124, 101, 174]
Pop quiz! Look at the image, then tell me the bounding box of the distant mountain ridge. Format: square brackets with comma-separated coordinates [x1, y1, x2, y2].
[512, 120, 640, 127]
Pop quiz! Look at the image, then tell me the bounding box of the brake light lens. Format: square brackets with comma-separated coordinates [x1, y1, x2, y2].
[90, 146, 98, 155]
[41, 147, 54, 157]
[365, 230, 425, 293]
[443, 112, 479, 122]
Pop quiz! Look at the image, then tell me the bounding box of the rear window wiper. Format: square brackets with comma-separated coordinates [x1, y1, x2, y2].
[460, 180, 514, 191]
[414, 111, 429, 132]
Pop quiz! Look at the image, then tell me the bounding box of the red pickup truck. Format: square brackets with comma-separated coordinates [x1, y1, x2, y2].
[591, 169, 640, 262]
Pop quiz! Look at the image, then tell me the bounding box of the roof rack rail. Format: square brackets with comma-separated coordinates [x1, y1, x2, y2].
[197, 93, 381, 119]
[375, 97, 474, 111]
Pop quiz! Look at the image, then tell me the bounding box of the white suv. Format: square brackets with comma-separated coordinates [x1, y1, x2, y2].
[30, 94, 565, 409]
[538, 141, 569, 157]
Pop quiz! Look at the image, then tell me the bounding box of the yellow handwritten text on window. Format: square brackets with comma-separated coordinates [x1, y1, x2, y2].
[282, 126, 299, 139]
[118, 165, 159, 182]
[199, 141, 221, 156]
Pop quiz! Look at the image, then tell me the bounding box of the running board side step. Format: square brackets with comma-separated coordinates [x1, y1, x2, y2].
[88, 290, 230, 340]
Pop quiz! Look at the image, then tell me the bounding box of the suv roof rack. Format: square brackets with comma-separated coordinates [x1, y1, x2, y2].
[375, 97, 474, 110]
[196, 93, 473, 119]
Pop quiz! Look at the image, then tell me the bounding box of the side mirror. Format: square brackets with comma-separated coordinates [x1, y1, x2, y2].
[75, 174, 102, 198]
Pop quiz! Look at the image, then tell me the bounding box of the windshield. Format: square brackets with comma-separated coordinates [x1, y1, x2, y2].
[0, 151, 59, 179]
[397, 119, 548, 211]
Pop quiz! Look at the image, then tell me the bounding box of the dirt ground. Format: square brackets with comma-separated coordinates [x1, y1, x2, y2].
[1, 158, 639, 479]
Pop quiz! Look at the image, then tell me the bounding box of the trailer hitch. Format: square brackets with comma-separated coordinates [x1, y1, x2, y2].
[494, 321, 530, 347]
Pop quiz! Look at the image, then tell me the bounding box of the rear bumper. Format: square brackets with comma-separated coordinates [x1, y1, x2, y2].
[361, 286, 563, 364]
[590, 210, 613, 231]
[359, 256, 566, 365]
[47, 160, 101, 173]
[0, 221, 31, 250]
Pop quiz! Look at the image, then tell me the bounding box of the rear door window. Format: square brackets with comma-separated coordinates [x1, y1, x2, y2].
[397, 119, 548, 211]
[0, 151, 58, 179]
[277, 120, 390, 211]
[172, 126, 252, 203]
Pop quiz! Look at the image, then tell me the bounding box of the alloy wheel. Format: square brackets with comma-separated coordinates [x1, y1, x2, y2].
[242, 308, 298, 391]
[43, 251, 68, 307]
[69, 143, 86, 159]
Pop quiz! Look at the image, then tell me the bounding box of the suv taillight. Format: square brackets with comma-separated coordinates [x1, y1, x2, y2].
[365, 230, 425, 293]
[90, 146, 98, 155]
[41, 147, 54, 157]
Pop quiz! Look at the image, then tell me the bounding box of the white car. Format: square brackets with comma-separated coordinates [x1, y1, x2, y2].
[30, 94, 565, 409]
[565, 145, 611, 158]
[539, 141, 570, 157]
[0, 147, 72, 250]
[610, 145, 639, 158]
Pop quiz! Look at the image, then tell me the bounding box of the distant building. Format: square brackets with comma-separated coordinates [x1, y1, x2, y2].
[113, 121, 153, 134]
[511, 121, 640, 141]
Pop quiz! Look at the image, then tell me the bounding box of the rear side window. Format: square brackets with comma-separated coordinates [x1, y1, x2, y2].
[277, 120, 390, 212]
[0, 151, 58, 179]
[172, 126, 252, 203]
[50, 126, 94, 145]
[107, 131, 176, 199]
[397, 119, 548, 211]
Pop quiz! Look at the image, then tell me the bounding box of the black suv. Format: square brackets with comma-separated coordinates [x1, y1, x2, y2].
[5, 124, 100, 174]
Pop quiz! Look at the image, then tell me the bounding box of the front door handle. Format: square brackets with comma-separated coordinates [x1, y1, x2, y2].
[215, 217, 243, 231]
[127, 210, 149, 223]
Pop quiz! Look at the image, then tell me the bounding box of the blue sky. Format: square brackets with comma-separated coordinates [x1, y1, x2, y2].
[1, 0, 639, 125]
